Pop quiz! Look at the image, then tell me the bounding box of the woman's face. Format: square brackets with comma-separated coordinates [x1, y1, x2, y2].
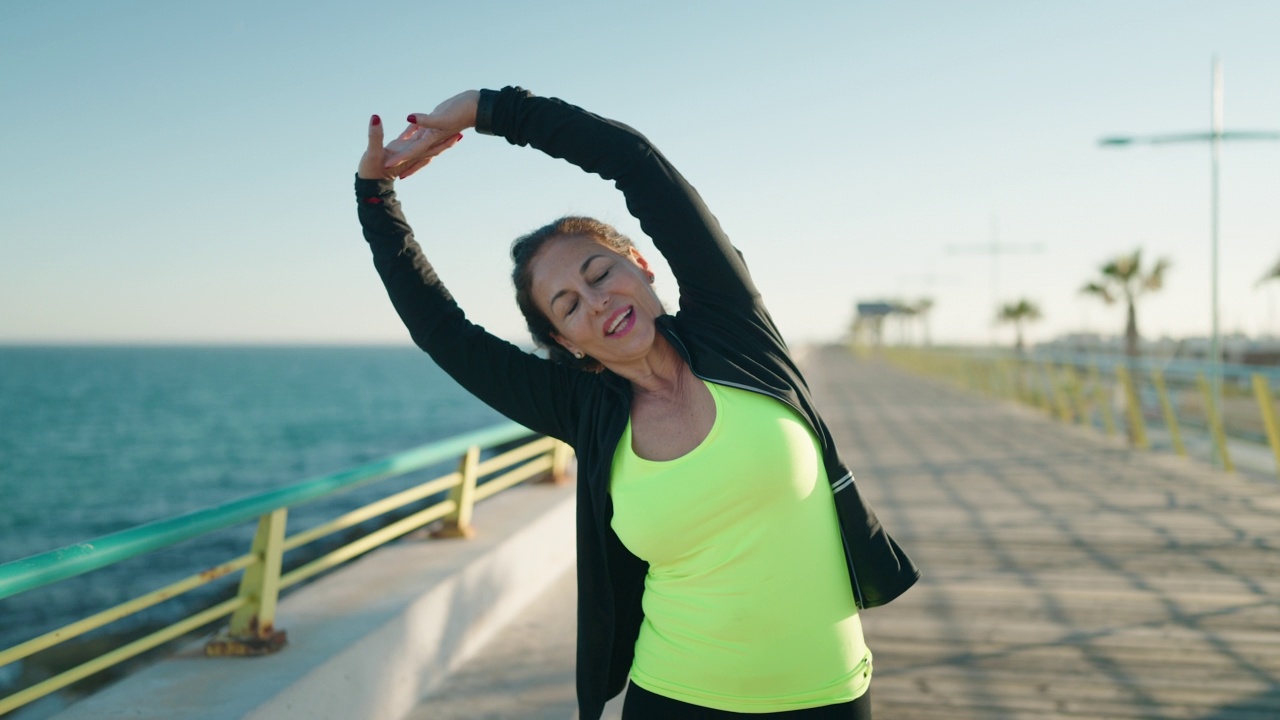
[529, 234, 664, 368]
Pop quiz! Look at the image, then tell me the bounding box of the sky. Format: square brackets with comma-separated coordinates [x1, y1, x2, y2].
[2, 1, 1278, 348]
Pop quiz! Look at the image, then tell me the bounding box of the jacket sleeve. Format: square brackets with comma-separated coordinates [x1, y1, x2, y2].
[478, 87, 760, 315]
[355, 175, 582, 444]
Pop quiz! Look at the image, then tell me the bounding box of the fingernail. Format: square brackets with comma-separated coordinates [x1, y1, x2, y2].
[455, 133, 463, 142]
[407, 114, 417, 124]
[371, 115, 381, 126]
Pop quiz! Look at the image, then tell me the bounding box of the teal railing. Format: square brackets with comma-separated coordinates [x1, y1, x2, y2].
[0, 421, 572, 714]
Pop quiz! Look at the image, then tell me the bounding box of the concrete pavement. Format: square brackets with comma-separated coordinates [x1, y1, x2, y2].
[405, 568, 627, 720]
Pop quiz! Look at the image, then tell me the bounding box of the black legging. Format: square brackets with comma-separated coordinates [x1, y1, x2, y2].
[621, 683, 872, 719]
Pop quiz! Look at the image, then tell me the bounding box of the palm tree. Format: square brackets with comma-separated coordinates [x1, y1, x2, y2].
[1080, 249, 1171, 357]
[997, 299, 1042, 353]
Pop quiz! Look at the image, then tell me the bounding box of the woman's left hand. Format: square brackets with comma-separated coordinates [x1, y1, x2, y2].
[359, 114, 463, 181]
[387, 124, 462, 179]
[383, 90, 478, 178]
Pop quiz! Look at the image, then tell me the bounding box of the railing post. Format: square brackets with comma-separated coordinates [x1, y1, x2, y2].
[434, 445, 480, 539]
[1048, 364, 1074, 423]
[205, 508, 288, 656]
[534, 439, 575, 485]
[1022, 359, 1038, 407]
[1091, 363, 1117, 437]
[1036, 361, 1055, 414]
[1064, 365, 1089, 427]
[1251, 374, 1280, 481]
[1150, 369, 1187, 457]
[551, 440, 574, 484]
[1042, 362, 1057, 415]
[1115, 365, 1149, 449]
[1196, 372, 1234, 471]
[1014, 358, 1029, 405]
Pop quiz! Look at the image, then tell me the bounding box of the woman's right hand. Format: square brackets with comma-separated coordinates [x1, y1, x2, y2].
[384, 90, 480, 177]
[358, 115, 390, 179]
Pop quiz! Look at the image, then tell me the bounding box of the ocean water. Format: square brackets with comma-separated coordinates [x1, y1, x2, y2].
[0, 345, 507, 672]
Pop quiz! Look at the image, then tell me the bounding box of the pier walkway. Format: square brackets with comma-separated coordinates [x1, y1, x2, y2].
[415, 347, 1280, 720]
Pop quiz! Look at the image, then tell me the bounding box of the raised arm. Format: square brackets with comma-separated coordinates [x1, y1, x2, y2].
[390, 88, 761, 314]
[356, 114, 583, 443]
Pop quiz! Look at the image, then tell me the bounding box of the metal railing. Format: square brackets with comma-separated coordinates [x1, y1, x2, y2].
[0, 422, 573, 715]
[875, 346, 1280, 478]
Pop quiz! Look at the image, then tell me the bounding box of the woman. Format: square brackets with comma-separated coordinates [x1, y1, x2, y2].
[355, 88, 918, 719]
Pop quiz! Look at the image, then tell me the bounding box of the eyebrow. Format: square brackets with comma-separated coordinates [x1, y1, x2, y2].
[548, 254, 608, 312]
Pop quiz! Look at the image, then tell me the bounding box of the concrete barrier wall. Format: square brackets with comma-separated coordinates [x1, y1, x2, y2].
[54, 481, 576, 720]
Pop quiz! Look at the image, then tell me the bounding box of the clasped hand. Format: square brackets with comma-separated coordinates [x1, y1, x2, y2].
[357, 90, 480, 180]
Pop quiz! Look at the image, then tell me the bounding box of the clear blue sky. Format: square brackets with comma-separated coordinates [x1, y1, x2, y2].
[2, 1, 1278, 347]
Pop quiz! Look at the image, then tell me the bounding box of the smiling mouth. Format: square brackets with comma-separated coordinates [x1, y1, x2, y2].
[605, 307, 634, 336]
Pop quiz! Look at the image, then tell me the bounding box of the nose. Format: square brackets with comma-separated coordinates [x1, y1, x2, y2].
[585, 286, 610, 313]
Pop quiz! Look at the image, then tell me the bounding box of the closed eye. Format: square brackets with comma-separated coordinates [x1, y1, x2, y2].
[556, 256, 613, 318]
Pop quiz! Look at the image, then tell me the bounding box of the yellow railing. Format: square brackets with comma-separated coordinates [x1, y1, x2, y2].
[875, 346, 1280, 479]
[0, 422, 572, 715]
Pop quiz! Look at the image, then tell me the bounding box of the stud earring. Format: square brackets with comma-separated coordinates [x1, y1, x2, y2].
[574, 351, 584, 359]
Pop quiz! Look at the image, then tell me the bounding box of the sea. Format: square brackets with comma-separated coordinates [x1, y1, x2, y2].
[0, 345, 507, 703]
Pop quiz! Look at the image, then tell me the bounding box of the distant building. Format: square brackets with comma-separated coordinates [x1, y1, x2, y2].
[850, 301, 903, 347]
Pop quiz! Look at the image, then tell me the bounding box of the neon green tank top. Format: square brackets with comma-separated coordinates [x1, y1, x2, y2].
[610, 380, 871, 712]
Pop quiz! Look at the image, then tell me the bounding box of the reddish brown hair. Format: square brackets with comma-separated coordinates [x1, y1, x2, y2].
[511, 217, 635, 371]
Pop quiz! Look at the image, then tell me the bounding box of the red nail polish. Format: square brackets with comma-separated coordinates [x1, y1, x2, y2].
[455, 133, 463, 142]
[407, 114, 417, 124]
[371, 115, 381, 126]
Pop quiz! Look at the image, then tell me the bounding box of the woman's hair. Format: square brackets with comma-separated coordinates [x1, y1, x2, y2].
[511, 216, 635, 372]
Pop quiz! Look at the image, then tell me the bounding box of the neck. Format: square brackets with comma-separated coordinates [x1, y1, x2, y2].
[605, 333, 690, 400]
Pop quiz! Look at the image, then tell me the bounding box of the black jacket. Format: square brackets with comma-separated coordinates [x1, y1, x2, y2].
[356, 87, 918, 720]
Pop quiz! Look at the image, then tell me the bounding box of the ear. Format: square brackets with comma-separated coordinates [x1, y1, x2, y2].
[550, 331, 582, 358]
[628, 247, 656, 283]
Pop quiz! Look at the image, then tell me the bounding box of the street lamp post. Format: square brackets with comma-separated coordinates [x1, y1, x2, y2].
[948, 216, 1043, 348]
[1099, 56, 1280, 467]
